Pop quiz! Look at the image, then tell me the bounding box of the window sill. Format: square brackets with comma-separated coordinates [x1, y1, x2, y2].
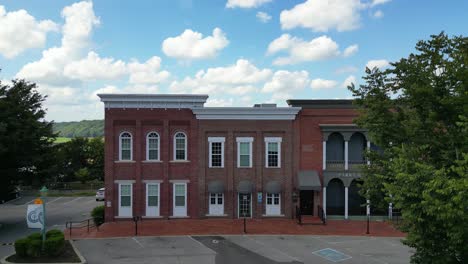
[114, 160, 136, 163]
[169, 160, 190, 163]
[208, 166, 225, 169]
[142, 160, 163, 163]
[142, 216, 163, 219]
[237, 166, 253, 169]
[265, 167, 281, 169]
[115, 216, 133, 219]
[262, 214, 285, 218]
[205, 214, 228, 217]
[169, 216, 190, 219]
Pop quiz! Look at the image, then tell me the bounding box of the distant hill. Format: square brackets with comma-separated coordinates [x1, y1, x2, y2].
[53, 120, 104, 137]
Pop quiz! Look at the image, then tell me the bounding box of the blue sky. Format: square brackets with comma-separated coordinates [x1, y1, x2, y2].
[0, 0, 467, 121]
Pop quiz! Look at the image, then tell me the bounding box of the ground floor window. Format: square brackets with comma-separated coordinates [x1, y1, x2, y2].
[209, 193, 224, 215]
[146, 183, 160, 217]
[266, 193, 281, 215]
[119, 183, 132, 217]
[238, 193, 252, 218]
[173, 183, 187, 217]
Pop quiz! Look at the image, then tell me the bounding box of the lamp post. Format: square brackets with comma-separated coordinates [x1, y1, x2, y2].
[40, 186, 48, 249]
[366, 199, 370, 234]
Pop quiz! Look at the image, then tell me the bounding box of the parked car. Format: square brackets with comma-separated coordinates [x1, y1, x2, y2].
[0, 189, 20, 204]
[96, 188, 105, 201]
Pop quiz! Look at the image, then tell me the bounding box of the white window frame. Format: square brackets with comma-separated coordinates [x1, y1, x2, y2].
[119, 131, 133, 161]
[238, 193, 253, 218]
[173, 132, 188, 161]
[236, 137, 253, 168]
[265, 193, 281, 216]
[172, 182, 188, 217]
[208, 193, 224, 215]
[116, 181, 134, 217]
[146, 132, 160, 161]
[145, 181, 161, 217]
[265, 137, 282, 168]
[208, 137, 225, 168]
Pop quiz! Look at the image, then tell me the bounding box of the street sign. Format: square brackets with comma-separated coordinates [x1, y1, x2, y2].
[27, 204, 44, 229]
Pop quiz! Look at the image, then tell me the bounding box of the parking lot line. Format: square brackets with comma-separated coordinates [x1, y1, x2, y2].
[64, 197, 83, 205]
[24, 198, 37, 205]
[132, 237, 144, 248]
[47, 197, 63, 204]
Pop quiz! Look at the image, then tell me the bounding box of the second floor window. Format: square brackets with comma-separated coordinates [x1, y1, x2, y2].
[209, 137, 225, 168]
[265, 137, 282, 168]
[146, 132, 160, 161]
[119, 132, 132, 161]
[174, 132, 187, 160]
[237, 137, 253, 168]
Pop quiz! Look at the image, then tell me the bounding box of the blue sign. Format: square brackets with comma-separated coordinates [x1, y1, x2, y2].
[257, 192, 262, 203]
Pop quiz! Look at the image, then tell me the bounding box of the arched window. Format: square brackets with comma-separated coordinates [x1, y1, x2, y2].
[146, 132, 160, 161]
[174, 132, 187, 161]
[119, 132, 132, 161]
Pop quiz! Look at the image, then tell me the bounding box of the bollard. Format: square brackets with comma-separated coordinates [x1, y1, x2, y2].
[133, 216, 141, 236]
[243, 218, 246, 233]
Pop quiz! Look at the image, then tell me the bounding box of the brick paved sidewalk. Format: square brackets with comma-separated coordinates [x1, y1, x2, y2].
[66, 219, 405, 239]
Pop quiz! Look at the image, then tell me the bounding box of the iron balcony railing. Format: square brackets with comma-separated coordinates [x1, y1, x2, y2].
[326, 160, 367, 170]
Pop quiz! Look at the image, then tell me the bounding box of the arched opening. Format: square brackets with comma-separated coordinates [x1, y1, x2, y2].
[326, 133, 344, 169]
[349, 132, 366, 166]
[348, 180, 366, 215]
[326, 178, 345, 215]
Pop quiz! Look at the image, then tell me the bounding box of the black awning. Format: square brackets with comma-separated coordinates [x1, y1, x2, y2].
[237, 180, 254, 194]
[207, 180, 224, 193]
[265, 181, 281, 194]
[298, 170, 321, 191]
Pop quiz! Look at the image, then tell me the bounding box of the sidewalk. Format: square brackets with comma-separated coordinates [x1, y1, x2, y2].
[65, 218, 405, 239]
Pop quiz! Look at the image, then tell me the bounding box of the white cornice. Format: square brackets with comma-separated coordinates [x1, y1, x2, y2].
[98, 94, 208, 109]
[192, 107, 301, 120]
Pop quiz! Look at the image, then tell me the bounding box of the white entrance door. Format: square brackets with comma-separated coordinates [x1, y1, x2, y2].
[173, 183, 187, 217]
[119, 184, 132, 217]
[238, 193, 252, 218]
[209, 193, 224, 215]
[266, 193, 281, 215]
[146, 183, 160, 217]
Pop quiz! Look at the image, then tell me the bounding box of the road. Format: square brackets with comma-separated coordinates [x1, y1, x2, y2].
[0, 196, 102, 259]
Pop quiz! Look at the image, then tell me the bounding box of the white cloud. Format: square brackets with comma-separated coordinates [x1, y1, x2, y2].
[64, 52, 127, 81]
[91, 84, 160, 100]
[162, 28, 229, 60]
[128, 56, 170, 84]
[226, 0, 272, 9]
[342, 75, 356, 88]
[16, 1, 100, 85]
[256, 11, 272, 23]
[262, 70, 310, 93]
[205, 98, 234, 107]
[280, 0, 364, 32]
[366, 59, 390, 70]
[310, 78, 338, 90]
[267, 34, 341, 65]
[343, 44, 359, 57]
[371, 0, 391, 7]
[0, 5, 58, 58]
[372, 10, 384, 18]
[335, 66, 358, 74]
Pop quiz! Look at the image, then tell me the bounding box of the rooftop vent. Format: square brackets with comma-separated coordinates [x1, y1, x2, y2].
[253, 103, 277, 108]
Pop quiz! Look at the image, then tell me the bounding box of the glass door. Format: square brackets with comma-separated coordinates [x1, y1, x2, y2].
[238, 193, 251, 218]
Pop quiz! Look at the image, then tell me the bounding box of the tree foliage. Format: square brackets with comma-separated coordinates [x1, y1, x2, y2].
[349, 33, 467, 263]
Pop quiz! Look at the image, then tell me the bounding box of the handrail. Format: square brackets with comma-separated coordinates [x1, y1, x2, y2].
[65, 217, 101, 238]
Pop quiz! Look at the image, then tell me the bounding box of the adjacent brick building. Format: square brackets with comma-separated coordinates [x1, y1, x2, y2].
[99, 94, 370, 222]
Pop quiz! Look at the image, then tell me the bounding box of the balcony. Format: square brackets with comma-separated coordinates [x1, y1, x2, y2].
[326, 160, 366, 171]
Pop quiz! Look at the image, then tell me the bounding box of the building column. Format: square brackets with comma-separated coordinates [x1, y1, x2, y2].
[322, 187, 327, 219]
[322, 141, 327, 170]
[367, 140, 371, 165]
[344, 140, 349, 170]
[344, 186, 349, 219]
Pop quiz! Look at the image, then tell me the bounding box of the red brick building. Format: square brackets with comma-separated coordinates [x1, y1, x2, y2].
[99, 94, 369, 222]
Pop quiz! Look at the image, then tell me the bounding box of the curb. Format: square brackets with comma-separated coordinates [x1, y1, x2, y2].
[0, 240, 86, 264]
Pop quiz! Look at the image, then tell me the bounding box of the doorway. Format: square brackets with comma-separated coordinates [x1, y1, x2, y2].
[300, 190, 314, 215]
[238, 193, 252, 218]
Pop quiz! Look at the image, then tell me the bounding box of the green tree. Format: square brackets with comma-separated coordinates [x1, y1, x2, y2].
[74, 167, 90, 184]
[349, 33, 468, 263]
[0, 79, 56, 194]
[87, 137, 104, 181]
[57, 137, 90, 182]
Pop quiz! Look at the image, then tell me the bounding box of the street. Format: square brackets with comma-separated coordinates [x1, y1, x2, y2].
[0, 196, 102, 259]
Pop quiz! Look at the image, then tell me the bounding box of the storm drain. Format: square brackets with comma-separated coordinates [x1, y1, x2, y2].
[313, 248, 352, 262]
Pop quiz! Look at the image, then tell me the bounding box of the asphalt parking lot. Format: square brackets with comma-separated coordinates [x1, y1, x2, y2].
[74, 235, 412, 264]
[0, 196, 102, 259]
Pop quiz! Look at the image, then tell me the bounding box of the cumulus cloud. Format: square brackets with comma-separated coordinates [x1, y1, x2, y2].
[0, 5, 58, 58]
[342, 75, 356, 88]
[372, 10, 384, 18]
[343, 44, 359, 57]
[366, 59, 390, 70]
[267, 34, 344, 65]
[371, 0, 391, 7]
[162, 28, 229, 60]
[64, 51, 127, 81]
[262, 70, 310, 93]
[205, 98, 234, 107]
[310, 78, 338, 90]
[226, 0, 272, 9]
[256, 11, 272, 23]
[128, 56, 170, 85]
[335, 66, 358, 74]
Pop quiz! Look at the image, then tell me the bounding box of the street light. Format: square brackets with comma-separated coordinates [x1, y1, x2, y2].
[39, 186, 48, 249]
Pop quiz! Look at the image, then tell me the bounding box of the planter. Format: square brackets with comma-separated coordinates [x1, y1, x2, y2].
[1, 241, 86, 264]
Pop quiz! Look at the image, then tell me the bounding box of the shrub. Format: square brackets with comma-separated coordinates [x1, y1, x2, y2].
[44, 233, 65, 256]
[14, 238, 29, 257]
[91, 205, 105, 226]
[26, 239, 42, 258]
[27, 232, 42, 240]
[46, 229, 63, 239]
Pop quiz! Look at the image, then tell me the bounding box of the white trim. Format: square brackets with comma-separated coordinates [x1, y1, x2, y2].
[118, 183, 133, 217]
[98, 94, 208, 109]
[237, 138, 253, 168]
[238, 193, 253, 218]
[208, 193, 224, 215]
[146, 131, 160, 161]
[169, 179, 190, 183]
[142, 180, 163, 183]
[265, 137, 281, 168]
[208, 137, 225, 168]
[265, 193, 281, 216]
[192, 107, 301, 120]
[142, 160, 163, 163]
[344, 140, 349, 170]
[146, 182, 160, 217]
[114, 180, 136, 184]
[322, 141, 327, 170]
[119, 131, 133, 161]
[173, 182, 187, 217]
[345, 186, 349, 219]
[173, 132, 188, 161]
